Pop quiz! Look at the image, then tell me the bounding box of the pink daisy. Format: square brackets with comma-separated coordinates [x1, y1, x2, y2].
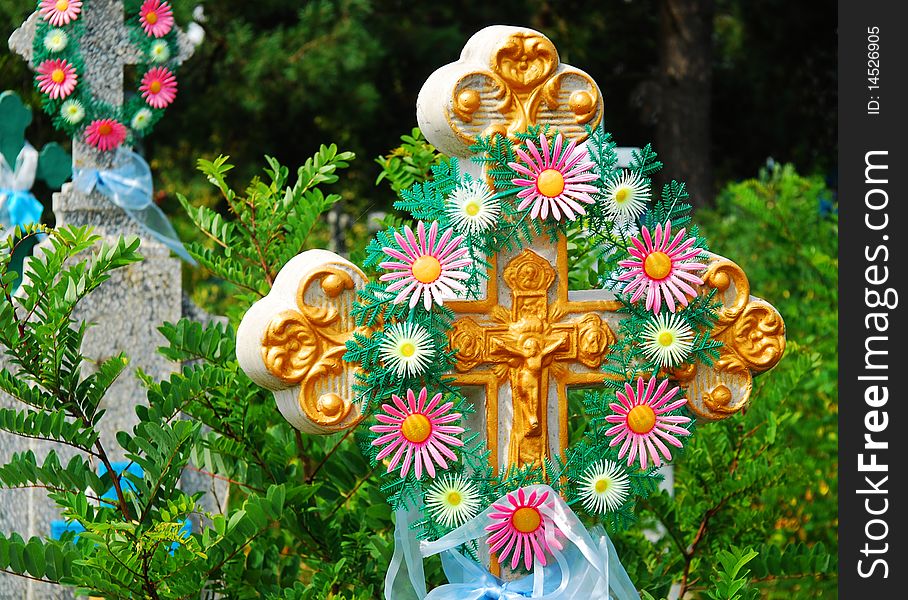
[370, 387, 465, 479]
[379, 221, 472, 311]
[35, 59, 78, 100]
[139, 0, 174, 38]
[485, 487, 563, 570]
[84, 119, 127, 152]
[139, 67, 177, 108]
[604, 376, 692, 470]
[38, 0, 82, 26]
[617, 220, 707, 313]
[508, 132, 599, 221]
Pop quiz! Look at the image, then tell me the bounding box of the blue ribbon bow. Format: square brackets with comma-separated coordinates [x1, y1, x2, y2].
[73, 148, 195, 264]
[385, 484, 641, 600]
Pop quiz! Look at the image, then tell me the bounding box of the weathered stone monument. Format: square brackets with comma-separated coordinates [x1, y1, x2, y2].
[236, 25, 786, 598]
[2, 2, 223, 596]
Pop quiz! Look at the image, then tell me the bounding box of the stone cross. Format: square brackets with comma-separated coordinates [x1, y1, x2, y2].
[9, 0, 193, 233]
[9, 0, 193, 172]
[237, 26, 786, 482]
[2, 6, 216, 599]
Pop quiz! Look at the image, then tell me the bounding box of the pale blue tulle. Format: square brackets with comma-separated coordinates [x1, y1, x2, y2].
[72, 148, 195, 264]
[384, 484, 641, 600]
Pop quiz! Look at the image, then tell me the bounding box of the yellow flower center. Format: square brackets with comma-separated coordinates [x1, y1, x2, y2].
[56, 0, 69, 11]
[658, 331, 675, 347]
[511, 506, 542, 533]
[145, 11, 158, 24]
[399, 341, 416, 358]
[98, 123, 113, 136]
[595, 478, 610, 493]
[536, 169, 565, 197]
[51, 69, 66, 84]
[615, 188, 629, 204]
[627, 405, 657, 435]
[411, 255, 442, 284]
[464, 200, 481, 216]
[401, 413, 432, 444]
[149, 80, 162, 94]
[643, 251, 672, 280]
[446, 491, 462, 506]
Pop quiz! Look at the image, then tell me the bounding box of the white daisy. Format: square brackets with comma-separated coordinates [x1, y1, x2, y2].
[601, 170, 650, 224]
[379, 322, 435, 377]
[641, 313, 695, 368]
[59, 99, 85, 125]
[43, 29, 68, 53]
[578, 460, 630, 514]
[445, 179, 501, 234]
[149, 40, 171, 63]
[131, 107, 154, 131]
[425, 473, 481, 528]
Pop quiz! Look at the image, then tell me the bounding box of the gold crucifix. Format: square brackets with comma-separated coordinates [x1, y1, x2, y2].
[449, 235, 618, 473]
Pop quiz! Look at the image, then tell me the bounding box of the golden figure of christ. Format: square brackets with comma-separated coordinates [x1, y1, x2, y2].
[449, 235, 618, 473]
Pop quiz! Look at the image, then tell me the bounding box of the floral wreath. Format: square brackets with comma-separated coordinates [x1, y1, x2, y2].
[346, 125, 723, 569]
[31, 0, 181, 151]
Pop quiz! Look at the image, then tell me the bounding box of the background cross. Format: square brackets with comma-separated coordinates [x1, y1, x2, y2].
[9, 0, 193, 173]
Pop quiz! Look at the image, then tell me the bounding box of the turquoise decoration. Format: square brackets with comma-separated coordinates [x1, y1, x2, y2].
[72, 148, 195, 263]
[0, 91, 33, 170]
[36, 141, 73, 190]
[0, 91, 71, 197]
[51, 462, 191, 554]
[0, 91, 72, 286]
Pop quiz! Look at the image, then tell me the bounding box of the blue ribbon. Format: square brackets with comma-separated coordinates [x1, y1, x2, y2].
[385, 484, 641, 600]
[0, 189, 43, 229]
[428, 548, 567, 599]
[72, 149, 195, 264]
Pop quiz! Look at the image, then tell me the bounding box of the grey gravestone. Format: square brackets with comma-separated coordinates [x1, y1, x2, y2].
[4, 2, 225, 597]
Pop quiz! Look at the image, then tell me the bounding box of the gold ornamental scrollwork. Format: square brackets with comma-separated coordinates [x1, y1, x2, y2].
[447, 31, 603, 147]
[676, 257, 786, 420]
[261, 266, 368, 428]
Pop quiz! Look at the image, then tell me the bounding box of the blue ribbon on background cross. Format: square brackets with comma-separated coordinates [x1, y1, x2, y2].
[72, 148, 195, 264]
[0, 142, 44, 231]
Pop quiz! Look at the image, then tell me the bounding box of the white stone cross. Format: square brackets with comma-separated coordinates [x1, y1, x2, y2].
[237, 26, 786, 478]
